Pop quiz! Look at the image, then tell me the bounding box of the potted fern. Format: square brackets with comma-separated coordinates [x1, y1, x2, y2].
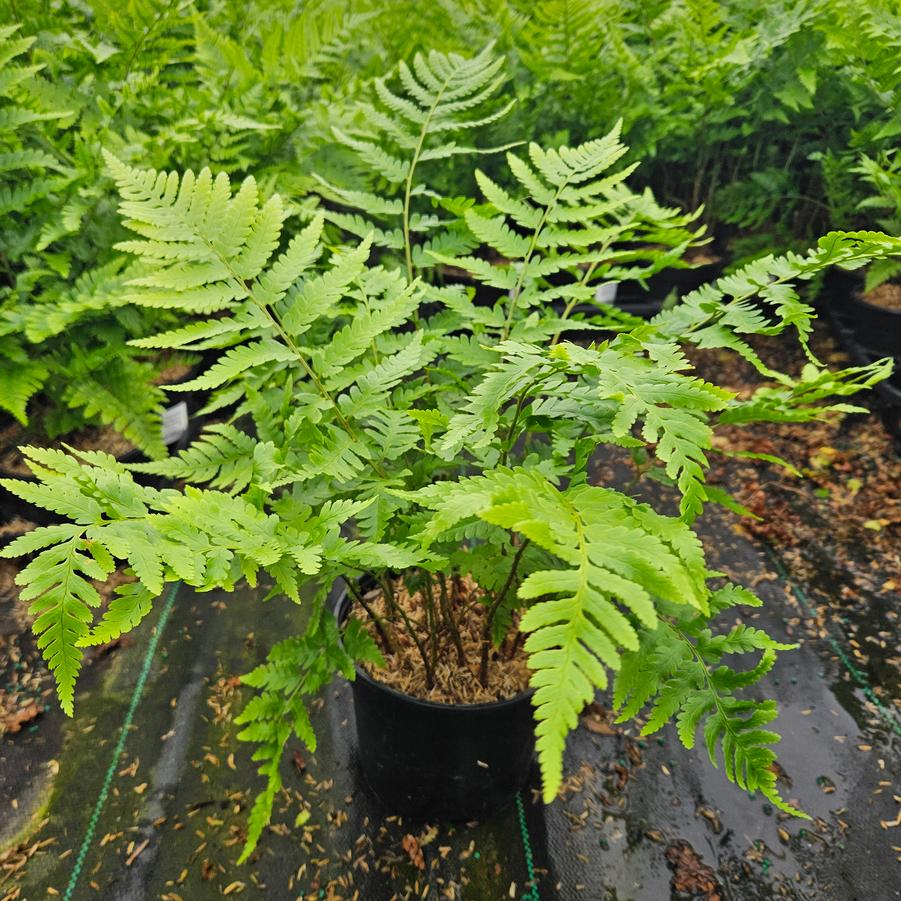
[3, 49, 899, 863]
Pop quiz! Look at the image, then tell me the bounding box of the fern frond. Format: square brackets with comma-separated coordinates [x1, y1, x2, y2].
[235, 612, 382, 862]
[0, 354, 49, 423]
[104, 153, 289, 316]
[78, 581, 154, 648]
[318, 45, 514, 275]
[1, 446, 336, 713]
[433, 125, 704, 338]
[129, 423, 266, 493]
[436, 342, 559, 459]
[654, 231, 901, 355]
[309, 275, 421, 379]
[614, 611, 804, 818]
[60, 354, 169, 459]
[3, 533, 109, 715]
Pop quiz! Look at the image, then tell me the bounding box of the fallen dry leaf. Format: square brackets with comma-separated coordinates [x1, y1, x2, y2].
[2, 703, 40, 735]
[580, 701, 618, 736]
[125, 839, 149, 866]
[401, 833, 425, 870]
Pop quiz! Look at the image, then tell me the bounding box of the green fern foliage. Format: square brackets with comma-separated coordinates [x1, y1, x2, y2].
[235, 613, 382, 861]
[410, 466, 710, 799]
[0, 445, 344, 713]
[853, 152, 901, 289]
[129, 423, 267, 493]
[315, 44, 515, 276]
[614, 585, 804, 817]
[0, 24, 69, 238]
[0, 23, 69, 423]
[515, 0, 605, 82]
[5, 107, 901, 858]
[430, 123, 705, 340]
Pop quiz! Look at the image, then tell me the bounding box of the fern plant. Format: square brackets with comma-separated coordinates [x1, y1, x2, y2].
[853, 151, 901, 291]
[0, 1, 370, 450]
[0, 23, 71, 422]
[4, 103, 900, 861]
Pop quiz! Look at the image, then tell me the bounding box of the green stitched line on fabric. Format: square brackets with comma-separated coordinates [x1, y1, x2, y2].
[516, 791, 540, 901]
[765, 547, 901, 737]
[62, 582, 180, 901]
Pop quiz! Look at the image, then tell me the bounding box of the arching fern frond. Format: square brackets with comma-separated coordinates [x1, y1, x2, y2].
[652, 230, 901, 359]
[235, 611, 382, 862]
[0, 445, 335, 714]
[552, 339, 733, 521]
[408, 466, 710, 799]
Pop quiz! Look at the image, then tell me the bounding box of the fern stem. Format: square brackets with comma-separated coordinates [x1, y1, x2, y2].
[421, 572, 439, 675]
[378, 573, 434, 689]
[345, 579, 396, 655]
[500, 373, 548, 465]
[672, 623, 745, 769]
[211, 250, 391, 477]
[499, 390, 531, 466]
[256, 300, 359, 438]
[402, 72, 452, 283]
[479, 538, 530, 687]
[438, 572, 466, 667]
[550, 256, 605, 346]
[500, 180, 569, 339]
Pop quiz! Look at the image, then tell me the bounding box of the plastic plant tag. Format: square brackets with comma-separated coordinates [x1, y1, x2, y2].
[161, 401, 189, 445]
[595, 282, 618, 303]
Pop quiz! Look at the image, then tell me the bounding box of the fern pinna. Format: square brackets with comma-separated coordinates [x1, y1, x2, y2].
[4, 96, 900, 860]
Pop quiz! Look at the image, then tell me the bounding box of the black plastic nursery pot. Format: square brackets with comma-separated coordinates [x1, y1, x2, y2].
[822, 270, 901, 358]
[335, 587, 536, 821]
[820, 271, 901, 436]
[844, 293, 901, 359]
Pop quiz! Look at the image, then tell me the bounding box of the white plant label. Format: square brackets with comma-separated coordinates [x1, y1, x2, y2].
[595, 282, 619, 303]
[161, 401, 189, 445]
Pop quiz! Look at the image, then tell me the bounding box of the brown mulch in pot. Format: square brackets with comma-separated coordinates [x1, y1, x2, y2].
[353, 574, 532, 706]
[862, 281, 901, 311]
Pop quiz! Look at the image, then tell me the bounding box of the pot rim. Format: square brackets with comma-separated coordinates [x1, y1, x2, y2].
[334, 583, 535, 713]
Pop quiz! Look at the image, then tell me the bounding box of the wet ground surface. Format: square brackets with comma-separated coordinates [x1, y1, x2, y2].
[1, 334, 900, 900]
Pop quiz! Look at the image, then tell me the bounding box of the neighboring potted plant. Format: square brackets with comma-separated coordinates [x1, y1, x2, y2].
[837, 151, 901, 357]
[820, 152, 901, 427]
[3, 50, 899, 864]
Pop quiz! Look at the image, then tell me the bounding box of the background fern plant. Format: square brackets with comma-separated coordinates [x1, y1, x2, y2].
[3, 43, 900, 863]
[0, 1, 371, 451]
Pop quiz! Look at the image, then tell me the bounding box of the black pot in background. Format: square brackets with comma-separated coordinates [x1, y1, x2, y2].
[821, 270, 901, 355]
[335, 587, 536, 821]
[846, 295, 899, 360]
[820, 270, 901, 437]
